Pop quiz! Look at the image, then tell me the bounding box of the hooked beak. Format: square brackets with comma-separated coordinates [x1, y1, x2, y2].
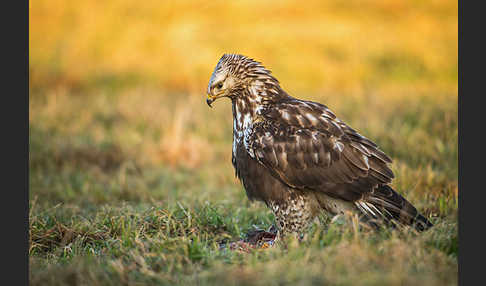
[206, 94, 214, 108]
[206, 93, 223, 108]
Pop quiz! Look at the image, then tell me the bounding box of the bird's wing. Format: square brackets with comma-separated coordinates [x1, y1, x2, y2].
[246, 98, 394, 200]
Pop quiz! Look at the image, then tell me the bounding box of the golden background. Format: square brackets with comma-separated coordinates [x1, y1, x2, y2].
[30, 0, 457, 94]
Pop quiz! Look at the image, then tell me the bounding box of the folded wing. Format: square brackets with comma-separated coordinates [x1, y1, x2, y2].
[246, 98, 394, 201]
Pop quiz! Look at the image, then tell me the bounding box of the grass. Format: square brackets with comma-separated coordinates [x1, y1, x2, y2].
[30, 0, 457, 285]
[29, 88, 457, 285]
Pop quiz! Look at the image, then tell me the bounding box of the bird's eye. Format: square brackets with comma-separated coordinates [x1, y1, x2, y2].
[216, 82, 223, 89]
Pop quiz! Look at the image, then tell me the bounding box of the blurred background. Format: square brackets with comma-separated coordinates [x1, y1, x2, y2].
[30, 0, 457, 93]
[29, 0, 457, 210]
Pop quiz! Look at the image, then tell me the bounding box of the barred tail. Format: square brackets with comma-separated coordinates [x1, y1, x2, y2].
[355, 185, 433, 231]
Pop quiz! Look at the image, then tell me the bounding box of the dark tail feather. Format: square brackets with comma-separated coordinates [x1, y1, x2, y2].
[355, 185, 433, 232]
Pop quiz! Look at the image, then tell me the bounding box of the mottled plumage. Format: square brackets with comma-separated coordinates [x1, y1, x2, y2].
[206, 54, 432, 237]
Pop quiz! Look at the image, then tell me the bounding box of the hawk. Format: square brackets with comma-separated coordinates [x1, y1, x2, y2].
[206, 54, 433, 238]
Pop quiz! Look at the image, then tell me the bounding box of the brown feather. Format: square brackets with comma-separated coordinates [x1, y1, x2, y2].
[342, 147, 370, 171]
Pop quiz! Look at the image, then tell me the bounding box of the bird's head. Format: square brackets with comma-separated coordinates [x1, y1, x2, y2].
[206, 54, 280, 107]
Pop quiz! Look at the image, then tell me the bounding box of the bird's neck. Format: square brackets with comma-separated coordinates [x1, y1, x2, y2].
[231, 79, 290, 143]
[232, 95, 260, 136]
[232, 80, 282, 126]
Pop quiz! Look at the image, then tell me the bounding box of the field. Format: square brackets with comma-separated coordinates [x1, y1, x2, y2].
[29, 1, 457, 285]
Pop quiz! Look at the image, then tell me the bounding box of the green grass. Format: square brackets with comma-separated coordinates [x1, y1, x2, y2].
[29, 84, 457, 285]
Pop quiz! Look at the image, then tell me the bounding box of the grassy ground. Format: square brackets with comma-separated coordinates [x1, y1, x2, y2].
[30, 0, 457, 285]
[29, 89, 457, 285]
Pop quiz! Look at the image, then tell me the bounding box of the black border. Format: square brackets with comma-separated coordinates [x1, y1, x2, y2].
[458, 0, 481, 285]
[4, 0, 30, 285]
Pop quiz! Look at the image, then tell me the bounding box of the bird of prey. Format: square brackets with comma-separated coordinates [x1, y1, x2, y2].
[206, 54, 433, 238]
